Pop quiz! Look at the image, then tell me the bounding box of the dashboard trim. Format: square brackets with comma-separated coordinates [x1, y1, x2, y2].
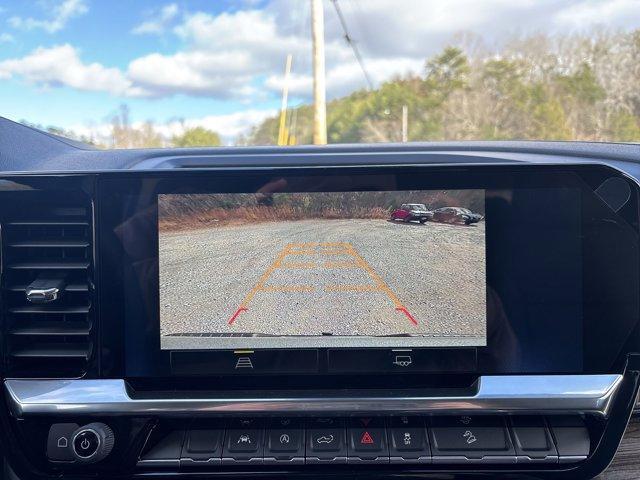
[4, 374, 623, 418]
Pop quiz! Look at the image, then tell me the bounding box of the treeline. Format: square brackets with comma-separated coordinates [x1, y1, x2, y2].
[21, 105, 222, 148]
[159, 190, 484, 230]
[247, 30, 640, 145]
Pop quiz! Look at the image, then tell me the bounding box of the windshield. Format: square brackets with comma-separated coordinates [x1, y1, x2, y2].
[409, 204, 427, 211]
[1, 0, 639, 148]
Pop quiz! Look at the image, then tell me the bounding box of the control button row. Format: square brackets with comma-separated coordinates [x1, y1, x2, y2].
[137, 415, 590, 467]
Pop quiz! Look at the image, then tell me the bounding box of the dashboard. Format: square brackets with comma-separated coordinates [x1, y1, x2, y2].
[0, 118, 639, 479]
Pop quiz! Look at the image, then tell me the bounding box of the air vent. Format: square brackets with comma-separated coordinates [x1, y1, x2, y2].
[1, 192, 94, 377]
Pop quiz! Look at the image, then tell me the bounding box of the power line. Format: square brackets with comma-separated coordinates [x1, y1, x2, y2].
[330, 0, 374, 90]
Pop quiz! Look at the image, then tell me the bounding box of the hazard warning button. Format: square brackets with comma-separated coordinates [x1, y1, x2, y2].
[348, 418, 388, 463]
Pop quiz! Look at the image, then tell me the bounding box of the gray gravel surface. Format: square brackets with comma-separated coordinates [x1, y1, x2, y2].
[160, 219, 486, 349]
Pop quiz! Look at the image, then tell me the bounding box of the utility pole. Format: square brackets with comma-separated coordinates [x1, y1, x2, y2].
[401, 105, 408, 142]
[311, 0, 327, 145]
[277, 54, 293, 146]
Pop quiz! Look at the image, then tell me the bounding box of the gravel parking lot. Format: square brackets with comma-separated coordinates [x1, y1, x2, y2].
[160, 219, 486, 349]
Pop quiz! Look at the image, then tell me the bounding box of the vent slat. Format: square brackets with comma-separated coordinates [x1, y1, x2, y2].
[9, 305, 90, 314]
[9, 240, 90, 248]
[9, 261, 90, 270]
[2, 195, 94, 377]
[10, 344, 91, 359]
[7, 221, 89, 226]
[10, 322, 91, 336]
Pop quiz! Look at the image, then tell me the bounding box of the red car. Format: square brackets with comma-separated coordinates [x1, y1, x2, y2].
[390, 203, 432, 223]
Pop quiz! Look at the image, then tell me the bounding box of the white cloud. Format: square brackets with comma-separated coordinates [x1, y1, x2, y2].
[0, 32, 14, 43]
[0, 44, 143, 96]
[4, 0, 640, 104]
[554, 0, 640, 29]
[132, 3, 179, 35]
[127, 50, 258, 98]
[125, 9, 307, 99]
[9, 0, 88, 33]
[122, 0, 568, 101]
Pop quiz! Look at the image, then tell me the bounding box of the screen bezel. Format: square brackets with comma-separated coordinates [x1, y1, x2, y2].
[96, 163, 640, 380]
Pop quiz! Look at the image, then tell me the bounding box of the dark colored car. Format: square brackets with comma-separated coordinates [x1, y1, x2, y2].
[390, 203, 432, 223]
[431, 207, 483, 225]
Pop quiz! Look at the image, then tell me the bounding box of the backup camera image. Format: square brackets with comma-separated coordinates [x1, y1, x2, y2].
[159, 190, 486, 349]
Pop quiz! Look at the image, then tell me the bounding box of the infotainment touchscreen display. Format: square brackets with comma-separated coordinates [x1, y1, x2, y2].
[99, 166, 640, 377]
[158, 190, 486, 350]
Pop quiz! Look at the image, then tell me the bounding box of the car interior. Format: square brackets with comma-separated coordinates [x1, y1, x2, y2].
[0, 118, 639, 479]
[2, 0, 640, 478]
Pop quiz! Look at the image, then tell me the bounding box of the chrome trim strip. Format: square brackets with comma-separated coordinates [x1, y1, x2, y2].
[4, 375, 623, 418]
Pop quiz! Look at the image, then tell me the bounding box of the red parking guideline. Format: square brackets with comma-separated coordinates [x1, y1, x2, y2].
[228, 307, 248, 325]
[396, 307, 418, 325]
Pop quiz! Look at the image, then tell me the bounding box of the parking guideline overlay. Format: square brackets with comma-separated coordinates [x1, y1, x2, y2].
[228, 242, 417, 326]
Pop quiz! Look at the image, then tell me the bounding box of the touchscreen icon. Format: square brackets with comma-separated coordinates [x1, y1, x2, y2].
[235, 357, 253, 369]
[393, 355, 412, 367]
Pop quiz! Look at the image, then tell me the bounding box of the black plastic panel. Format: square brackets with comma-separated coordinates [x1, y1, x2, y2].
[94, 164, 640, 381]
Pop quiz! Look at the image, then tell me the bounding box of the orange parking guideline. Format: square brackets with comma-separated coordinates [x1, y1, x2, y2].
[258, 285, 315, 292]
[227, 243, 293, 324]
[228, 241, 418, 326]
[325, 284, 381, 292]
[344, 244, 403, 307]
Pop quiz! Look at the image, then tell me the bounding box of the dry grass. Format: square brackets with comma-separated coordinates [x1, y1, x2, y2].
[159, 205, 391, 232]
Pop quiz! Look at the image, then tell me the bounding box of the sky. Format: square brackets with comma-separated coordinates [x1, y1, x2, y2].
[0, 0, 639, 144]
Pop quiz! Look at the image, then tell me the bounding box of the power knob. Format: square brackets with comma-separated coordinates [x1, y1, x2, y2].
[71, 423, 114, 464]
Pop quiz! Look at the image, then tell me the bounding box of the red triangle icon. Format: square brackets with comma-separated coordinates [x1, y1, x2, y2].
[360, 431, 374, 444]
